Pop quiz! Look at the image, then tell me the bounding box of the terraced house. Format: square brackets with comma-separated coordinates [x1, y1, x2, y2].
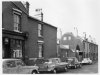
[2, 1, 57, 61]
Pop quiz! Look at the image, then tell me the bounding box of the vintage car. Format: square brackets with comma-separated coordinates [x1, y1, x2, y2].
[31, 58, 69, 73]
[66, 57, 82, 69]
[82, 58, 92, 65]
[3, 59, 39, 74]
[48, 58, 69, 73]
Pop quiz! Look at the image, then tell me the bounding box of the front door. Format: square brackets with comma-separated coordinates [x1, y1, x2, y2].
[3, 37, 11, 58]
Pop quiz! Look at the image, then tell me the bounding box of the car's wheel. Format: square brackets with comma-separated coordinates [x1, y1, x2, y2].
[65, 67, 68, 72]
[74, 65, 77, 69]
[79, 64, 82, 68]
[31, 70, 38, 74]
[53, 69, 57, 73]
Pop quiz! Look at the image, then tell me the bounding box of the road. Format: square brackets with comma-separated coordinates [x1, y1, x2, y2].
[62, 62, 98, 74]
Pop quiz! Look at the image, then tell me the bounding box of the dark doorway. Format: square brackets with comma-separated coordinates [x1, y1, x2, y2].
[76, 45, 80, 51]
[3, 38, 11, 58]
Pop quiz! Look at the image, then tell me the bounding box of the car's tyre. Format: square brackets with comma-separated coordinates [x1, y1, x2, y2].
[31, 70, 38, 74]
[53, 69, 57, 74]
[79, 64, 82, 68]
[65, 67, 68, 72]
[74, 65, 77, 69]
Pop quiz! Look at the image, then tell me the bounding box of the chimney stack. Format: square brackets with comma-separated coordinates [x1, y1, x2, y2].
[26, 2, 29, 14]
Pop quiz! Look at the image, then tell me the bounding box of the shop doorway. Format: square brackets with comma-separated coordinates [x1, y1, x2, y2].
[3, 38, 11, 58]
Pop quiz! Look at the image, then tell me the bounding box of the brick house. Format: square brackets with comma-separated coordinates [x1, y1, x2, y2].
[59, 32, 84, 61]
[60, 32, 98, 62]
[2, 1, 57, 60]
[83, 39, 98, 61]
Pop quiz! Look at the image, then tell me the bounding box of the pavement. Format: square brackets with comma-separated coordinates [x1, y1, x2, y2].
[61, 61, 98, 74]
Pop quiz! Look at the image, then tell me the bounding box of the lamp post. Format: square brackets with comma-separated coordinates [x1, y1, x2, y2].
[35, 8, 43, 21]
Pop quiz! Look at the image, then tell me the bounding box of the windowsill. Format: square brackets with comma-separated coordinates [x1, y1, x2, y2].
[14, 30, 23, 33]
[38, 35, 43, 38]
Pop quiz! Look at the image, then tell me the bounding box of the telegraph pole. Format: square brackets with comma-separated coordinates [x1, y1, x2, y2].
[74, 27, 78, 58]
[74, 27, 78, 37]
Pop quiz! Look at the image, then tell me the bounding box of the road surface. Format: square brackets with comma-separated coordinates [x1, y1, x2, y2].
[62, 62, 98, 74]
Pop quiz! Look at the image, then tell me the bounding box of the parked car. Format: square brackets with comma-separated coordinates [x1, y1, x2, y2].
[3, 59, 39, 74]
[48, 58, 69, 73]
[82, 58, 92, 65]
[66, 57, 82, 69]
[31, 58, 69, 73]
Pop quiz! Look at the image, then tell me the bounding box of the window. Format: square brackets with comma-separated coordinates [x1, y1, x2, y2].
[13, 50, 22, 58]
[13, 13, 21, 32]
[63, 37, 67, 40]
[38, 44, 43, 58]
[6, 61, 16, 68]
[38, 24, 43, 37]
[68, 36, 71, 40]
[11, 39, 23, 58]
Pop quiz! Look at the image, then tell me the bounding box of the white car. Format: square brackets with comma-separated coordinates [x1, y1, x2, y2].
[3, 59, 39, 74]
[82, 58, 92, 64]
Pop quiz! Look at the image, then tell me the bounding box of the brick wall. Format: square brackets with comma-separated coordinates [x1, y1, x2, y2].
[43, 24, 57, 58]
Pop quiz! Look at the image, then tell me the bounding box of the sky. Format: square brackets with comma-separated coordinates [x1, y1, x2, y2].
[27, 0, 100, 45]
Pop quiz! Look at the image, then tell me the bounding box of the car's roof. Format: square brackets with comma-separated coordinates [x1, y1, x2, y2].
[2, 59, 21, 62]
[49, 58, 60, 60]
[67, 57, 77, 59]
[83, 58, 90, 59]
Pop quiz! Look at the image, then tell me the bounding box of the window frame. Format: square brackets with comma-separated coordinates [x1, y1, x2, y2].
[38, 24, 43, 37]
[13, 8, 22, 32]
[38, 43, 43, 58]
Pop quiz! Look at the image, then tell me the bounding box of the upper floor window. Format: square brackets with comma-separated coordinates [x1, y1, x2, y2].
[13, 8, 22, 32]
[63, 37, 67, 40]
[13, 14, 21, 32]
[38, 24, 43, 37]
[68, 36, 71, 40]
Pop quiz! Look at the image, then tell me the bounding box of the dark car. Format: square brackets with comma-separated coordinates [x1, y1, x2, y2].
[48, 58, 69, 73]
[3, 59, 39, 74]
[66, 57, 82, 69]
[30, 58, 69, 73]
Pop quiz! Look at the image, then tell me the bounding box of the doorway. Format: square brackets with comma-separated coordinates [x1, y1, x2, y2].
[3, 38, 11, 58]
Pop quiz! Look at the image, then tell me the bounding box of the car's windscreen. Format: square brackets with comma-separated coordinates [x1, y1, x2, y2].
[16, 60, 25, 66]
[6, 61, 16, 68]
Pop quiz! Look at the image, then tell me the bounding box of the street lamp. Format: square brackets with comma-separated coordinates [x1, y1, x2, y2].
[35, 8, 43, 21]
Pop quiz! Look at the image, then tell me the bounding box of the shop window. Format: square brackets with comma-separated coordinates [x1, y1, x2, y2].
[13, 50, 22, 58]
[10, 39, 22, 58]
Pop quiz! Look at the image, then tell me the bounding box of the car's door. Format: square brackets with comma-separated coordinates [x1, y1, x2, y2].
[16, 60, 29, 74]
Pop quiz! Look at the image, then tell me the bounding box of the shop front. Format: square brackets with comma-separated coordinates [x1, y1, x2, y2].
[2, 29, 26, 59]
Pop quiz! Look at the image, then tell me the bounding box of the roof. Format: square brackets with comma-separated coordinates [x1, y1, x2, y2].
[12, 1, 57, 29]
[12, 1, 28, 14]
[28, 16, 57, 29]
